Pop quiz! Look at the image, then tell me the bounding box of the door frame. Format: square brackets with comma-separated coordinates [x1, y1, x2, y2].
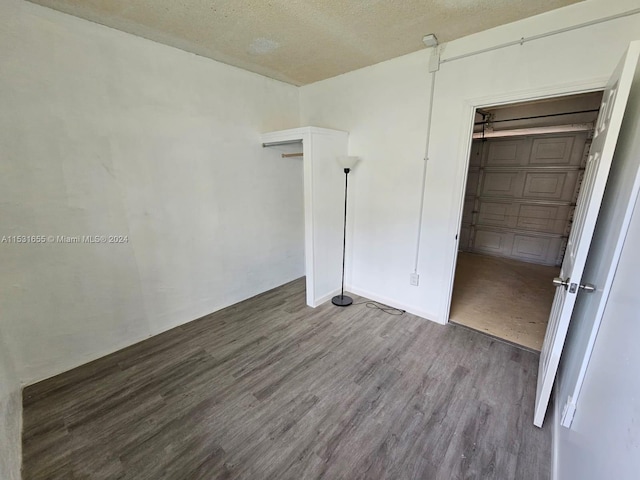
[441, 79, 609, 324]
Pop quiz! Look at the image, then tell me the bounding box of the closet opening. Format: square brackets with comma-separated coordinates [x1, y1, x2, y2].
[261, 138, 307, 304]
[261, 127, 349, 308]
[449, 91, 604, 351]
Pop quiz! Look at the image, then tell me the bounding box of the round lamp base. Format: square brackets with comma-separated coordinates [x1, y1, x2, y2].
[332, 295, 353, 307]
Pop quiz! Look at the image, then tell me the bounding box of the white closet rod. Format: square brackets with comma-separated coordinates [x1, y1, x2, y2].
[262, 139, 302, 148]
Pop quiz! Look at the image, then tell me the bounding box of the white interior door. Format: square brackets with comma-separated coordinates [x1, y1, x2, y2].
[534, 44, 640, 428]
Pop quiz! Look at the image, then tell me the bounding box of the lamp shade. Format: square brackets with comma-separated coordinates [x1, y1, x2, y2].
[337, 156, 361, 170]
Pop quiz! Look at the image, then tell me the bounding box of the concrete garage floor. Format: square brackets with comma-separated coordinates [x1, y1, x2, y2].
[450, 252, 560, 351]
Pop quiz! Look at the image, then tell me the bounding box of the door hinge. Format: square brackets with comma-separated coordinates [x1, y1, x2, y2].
[561, 396, 577, 428]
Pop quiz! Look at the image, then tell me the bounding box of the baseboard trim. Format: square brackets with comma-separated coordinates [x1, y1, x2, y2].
[344, 285, 441, 324]
[21, 275, 306, 386]
[313, 288, 342, 307]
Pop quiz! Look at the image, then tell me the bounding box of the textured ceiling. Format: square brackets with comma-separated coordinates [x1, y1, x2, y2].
[29, 0, 583, 85]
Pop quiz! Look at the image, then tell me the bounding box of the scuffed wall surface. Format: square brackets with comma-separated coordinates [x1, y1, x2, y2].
[0, 0, 302, 385]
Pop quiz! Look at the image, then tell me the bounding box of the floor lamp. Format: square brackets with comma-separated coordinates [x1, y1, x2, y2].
[332, 156, 361, 307]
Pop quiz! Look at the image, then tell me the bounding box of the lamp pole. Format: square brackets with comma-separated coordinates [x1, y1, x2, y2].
[332, 167, 352, 307]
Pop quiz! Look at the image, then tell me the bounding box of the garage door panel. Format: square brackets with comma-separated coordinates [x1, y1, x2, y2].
[530, 136, 578, 166]
[481, 171, 524, 197]
[485, 139, 531, 166]
[523, 171, 578, 201]
[517, 204, 570, 234]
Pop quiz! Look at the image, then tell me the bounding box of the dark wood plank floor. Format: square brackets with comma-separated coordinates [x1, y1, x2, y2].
[22, 278, 551, 479]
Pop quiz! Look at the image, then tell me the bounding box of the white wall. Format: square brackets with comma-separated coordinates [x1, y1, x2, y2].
[0, 0, 302, 385]
[301, 51, 434, 316]
[300, 0, 640, 321]
[0, 329, 21, 480]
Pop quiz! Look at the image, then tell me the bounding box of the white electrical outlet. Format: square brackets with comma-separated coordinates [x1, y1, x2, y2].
[410, 273, 419, 286]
